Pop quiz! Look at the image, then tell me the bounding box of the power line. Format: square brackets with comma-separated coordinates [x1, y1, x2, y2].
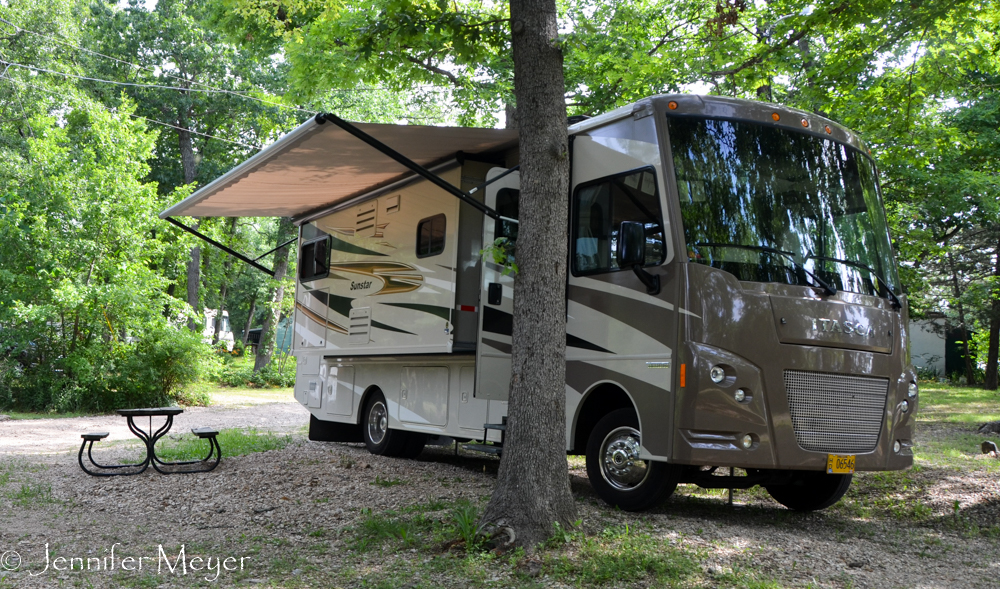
[3, 73, 264, 150]
[0, 15, 318, 116]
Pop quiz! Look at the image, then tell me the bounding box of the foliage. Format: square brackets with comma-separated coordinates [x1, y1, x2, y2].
[480, 237, 518, 275]
[213, 353, 296, 388]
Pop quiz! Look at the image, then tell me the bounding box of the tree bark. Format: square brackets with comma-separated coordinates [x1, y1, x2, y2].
[984, 232, 1000, 390]
[178, 110, 202, 332]
[480, 0, 577, 548]
[947, 253, 976, 384]
[255, 217, 296, 372]
[242, 296, 257, 346]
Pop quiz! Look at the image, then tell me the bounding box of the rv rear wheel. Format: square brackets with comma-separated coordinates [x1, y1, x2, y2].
[362, 391, 409, 457]
[586, 408, 678, 512]
[765, 471, 852, 511]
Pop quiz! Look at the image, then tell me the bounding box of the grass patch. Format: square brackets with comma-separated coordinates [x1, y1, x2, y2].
[5, 481, 53, 507]
[916, 384, 1000, 425]
[117, 427, 294, 463]
[1, 410, 92, 420]
[543, 527, 698, 587]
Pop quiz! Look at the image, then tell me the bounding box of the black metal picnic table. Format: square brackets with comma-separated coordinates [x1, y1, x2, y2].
[78, 407, 221, 476]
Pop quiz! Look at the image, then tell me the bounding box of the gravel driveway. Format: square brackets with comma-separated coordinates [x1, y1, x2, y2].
[0, 396, 997, 588]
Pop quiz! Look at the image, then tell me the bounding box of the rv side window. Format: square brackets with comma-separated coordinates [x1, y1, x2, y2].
[494, 188, 519, 244]
[572, 167, 665, 275]
[299, 235, 331, 282]
[416, 214, 446, 258]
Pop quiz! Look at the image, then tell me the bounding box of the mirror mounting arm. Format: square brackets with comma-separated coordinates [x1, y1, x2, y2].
[632, 266, 661, 295]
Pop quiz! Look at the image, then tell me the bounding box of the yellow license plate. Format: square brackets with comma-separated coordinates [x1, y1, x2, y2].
[827, 454, 855, 474]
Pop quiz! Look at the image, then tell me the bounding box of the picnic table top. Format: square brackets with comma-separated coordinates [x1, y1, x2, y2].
[116, 407, 184, 417]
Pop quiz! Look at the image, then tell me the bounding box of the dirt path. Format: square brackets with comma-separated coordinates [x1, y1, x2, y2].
[0, 395, 308, 458]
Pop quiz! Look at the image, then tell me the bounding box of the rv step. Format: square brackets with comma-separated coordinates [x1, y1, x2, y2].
[462, 444, 503, 456]
[483, 423, 506, 431]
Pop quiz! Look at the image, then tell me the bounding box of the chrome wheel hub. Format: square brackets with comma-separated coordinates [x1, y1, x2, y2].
[368, 401, 388, 445]
[600, 426, 649, 491]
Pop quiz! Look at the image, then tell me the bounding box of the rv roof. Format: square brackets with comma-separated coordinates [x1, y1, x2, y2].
[159, 116, 518, 220]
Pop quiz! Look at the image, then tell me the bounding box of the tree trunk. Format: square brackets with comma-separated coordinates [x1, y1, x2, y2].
[948, 253, 976, 383]
[255, 217, 296, 372]
[186, 240, 201, 332]
[178, 112, 202, 332]
[984, 232, 1000, 390]
[212, 219, 238, 346]
[242, 296, 257, 346]
[480, 0, 577, 548]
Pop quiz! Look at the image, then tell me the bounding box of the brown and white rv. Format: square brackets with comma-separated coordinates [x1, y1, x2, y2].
[161, 95, 917, 512]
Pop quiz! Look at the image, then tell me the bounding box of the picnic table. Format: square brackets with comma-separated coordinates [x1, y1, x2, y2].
[78, 407, 221, 476]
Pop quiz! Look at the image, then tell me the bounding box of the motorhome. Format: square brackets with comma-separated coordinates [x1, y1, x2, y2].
[203, 309, 235, 351]
[161, 94, 917, 512]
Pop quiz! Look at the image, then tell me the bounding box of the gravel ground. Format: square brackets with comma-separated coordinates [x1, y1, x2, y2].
[0, 399, 997, 588]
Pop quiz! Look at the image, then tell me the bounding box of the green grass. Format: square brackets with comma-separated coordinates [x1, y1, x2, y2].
[116, 427, 294, 463]
[2, 410, 92, 420]
[916, 383, 1000, 424]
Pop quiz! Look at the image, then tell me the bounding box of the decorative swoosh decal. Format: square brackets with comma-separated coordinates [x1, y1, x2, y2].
[328, 262, 424, 295]
[328, 235, 388, 257]
[296, 302, 348, 335]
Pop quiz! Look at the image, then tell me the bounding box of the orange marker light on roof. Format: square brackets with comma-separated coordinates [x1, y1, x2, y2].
[825, 125, 832, 134]
[771, 113, 780, 121]
[668, 101, 678, 110]
[801, 119, 809, 127]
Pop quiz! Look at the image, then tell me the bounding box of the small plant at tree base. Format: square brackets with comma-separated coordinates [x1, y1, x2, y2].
[480, 237, 518, 275]
[450, 502, 483, 552]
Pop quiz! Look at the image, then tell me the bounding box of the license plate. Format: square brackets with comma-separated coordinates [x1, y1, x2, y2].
[827, 454, 855, 474]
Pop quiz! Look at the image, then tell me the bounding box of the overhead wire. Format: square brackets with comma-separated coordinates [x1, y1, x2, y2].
[2, 73, 264, 150]
[0, 15, 318, 116]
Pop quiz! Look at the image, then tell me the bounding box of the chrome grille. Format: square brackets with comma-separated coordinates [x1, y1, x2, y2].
[784, 370, 888, 453]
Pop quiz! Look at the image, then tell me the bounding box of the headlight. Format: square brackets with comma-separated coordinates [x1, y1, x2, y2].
[710, 366, 725, 383]
[908, 382, 918, 398]
[901, 400, 909, 413]
[734, 389, 746, 402]
[741, 434, 753, 449]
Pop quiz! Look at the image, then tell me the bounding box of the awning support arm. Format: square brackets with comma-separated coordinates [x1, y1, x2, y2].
[164, 217, 277, 277]
[318, 113, 505, 222]
[253, 237, 297, 262]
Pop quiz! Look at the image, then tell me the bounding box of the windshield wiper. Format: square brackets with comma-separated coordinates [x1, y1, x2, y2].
[694, 242, 837, 296]
[806, 255, 901, 309]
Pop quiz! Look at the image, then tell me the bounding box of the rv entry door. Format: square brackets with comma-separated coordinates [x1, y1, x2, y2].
[474, 168, 519, 401]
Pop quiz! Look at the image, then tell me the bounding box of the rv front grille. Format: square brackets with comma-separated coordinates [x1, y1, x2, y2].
[784, 370, 888, 454]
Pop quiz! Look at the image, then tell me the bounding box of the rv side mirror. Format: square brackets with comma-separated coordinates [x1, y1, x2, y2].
[617, 221, 646, 268]
[617, 221, 660, 295]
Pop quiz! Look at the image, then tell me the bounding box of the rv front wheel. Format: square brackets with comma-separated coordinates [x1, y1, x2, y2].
[586, 409, 678, 511]
[765, 471, 852, 511]
[362, 391, 409, 456]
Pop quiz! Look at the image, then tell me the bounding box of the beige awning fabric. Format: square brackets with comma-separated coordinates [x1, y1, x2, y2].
[159, 115, 518, 220]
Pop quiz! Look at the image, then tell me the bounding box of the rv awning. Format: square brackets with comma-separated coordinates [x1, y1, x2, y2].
[159, 115, 519, 221]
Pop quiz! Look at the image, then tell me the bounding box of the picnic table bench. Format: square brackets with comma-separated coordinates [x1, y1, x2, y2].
[78, 407, 221, 476]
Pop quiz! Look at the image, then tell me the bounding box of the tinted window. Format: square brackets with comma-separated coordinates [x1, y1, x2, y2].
[572, 168, 666, 275]
[416, 214, 446, 258]
[299, 235, 330, 282]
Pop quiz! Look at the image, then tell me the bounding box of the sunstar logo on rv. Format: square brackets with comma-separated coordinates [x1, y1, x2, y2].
[350, 281, 374, 291]
[809, 317, 875, 337]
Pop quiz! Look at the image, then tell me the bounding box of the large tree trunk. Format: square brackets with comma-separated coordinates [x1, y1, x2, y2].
[178, 116, 203, 333]
[255, 217, 296, 372]
[480, 0, 577, 548]
[948, 253, 976, 384]
[984, 232, 1000, 390]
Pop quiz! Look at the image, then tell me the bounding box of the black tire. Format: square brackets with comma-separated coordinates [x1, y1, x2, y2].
[399, 433, 427, 458]
[585, 408, 678, 511]
[362, 391, 408, 456]
[765, 471, 852, 511]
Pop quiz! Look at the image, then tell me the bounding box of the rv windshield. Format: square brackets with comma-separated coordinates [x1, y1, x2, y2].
[668, 116, 899, 298]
